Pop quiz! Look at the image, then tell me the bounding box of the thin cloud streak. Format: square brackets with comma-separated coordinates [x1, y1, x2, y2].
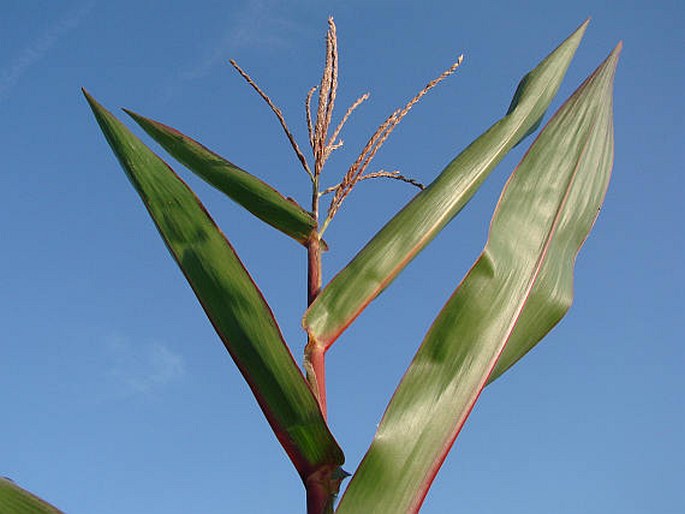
[106, 336, 186, 398]
[0, 2, 95, 102]
[162, 0, 296, 101]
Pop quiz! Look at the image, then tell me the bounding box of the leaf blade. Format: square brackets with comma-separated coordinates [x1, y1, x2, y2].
[304, 20, 589, 351]
[0, 478, 63, 514]
[124, 109, 317, 245]
[336, 43, 620, 514]
[84, 91, 343, 480]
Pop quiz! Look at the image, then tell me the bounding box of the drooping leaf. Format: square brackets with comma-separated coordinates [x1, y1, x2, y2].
[0, 478, 63, 513]
[124, 109, 317, 245]
[83, 91, 343, 481]
[336, 43, 620, 514]
[304, 20, 589, 352]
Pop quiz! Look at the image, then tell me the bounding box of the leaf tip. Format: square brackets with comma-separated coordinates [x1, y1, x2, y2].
[613, 40, 624, 56]
[572, 17, 590, 41]
[122, 107, 142, 122]
[81, 87, 95, 105]
[601, 41, 623, 77]
[81, 88, 107, 121]
[123, 108, 157, 135]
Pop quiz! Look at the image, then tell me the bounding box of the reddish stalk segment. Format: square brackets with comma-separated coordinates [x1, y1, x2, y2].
[306, 229, 328, 418]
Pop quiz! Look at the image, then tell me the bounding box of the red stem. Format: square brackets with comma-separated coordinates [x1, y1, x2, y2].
[305, 177, 338, 514]
[306, 467, 336, 514]
[306, 233, 328, 418]
[307, 235, 322, 305]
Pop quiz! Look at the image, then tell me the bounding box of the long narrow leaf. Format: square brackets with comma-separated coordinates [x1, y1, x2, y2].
[84, 91, 343, 480]
[336, 43, 620, 514]
[0, 478, 63, 513]
[124, 109, 317, 245]
[304, 20, 589, 352]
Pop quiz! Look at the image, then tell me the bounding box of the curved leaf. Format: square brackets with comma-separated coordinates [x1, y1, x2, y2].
[124, 109, 317, 245]
[84, 91, 343, 481]
[0, 478, 63, 513]
[304, 20, 589, 352]
[336, 43, 620, 514]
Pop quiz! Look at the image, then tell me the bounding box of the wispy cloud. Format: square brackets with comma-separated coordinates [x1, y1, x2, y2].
[0, 2, 95, 102]
[163, 0, 296, 101]
[106, 335, 185, 398]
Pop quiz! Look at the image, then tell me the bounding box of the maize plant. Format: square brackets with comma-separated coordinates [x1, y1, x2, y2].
[0, 17, 620, 514]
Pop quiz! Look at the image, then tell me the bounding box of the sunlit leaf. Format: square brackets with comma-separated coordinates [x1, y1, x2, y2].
[0, 478, 63, 514]
[84, 91, 343, 481]
[304, 20, 589, 352]
[336, 42, 620, 514]
[125, 109, 317, 245]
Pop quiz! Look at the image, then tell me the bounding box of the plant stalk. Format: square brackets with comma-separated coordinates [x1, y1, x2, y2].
[307, 233, 322, 306]
[305, 466, 337, 514]
[304, 178, 338, 514]
[305, 178, 328, 418]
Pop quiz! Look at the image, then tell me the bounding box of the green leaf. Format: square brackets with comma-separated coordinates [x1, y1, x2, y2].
[0, 478, 63, 513]
[83, 91, 343, 481]
[487, 48, 621, 384]
[336, 43, 620, 514]
[124, 109, 317, 245]
[304, 20, 589, 352]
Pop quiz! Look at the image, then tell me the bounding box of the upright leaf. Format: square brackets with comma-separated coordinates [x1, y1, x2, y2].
[0, 478, 63, 514]
[336, 43, 620, 514]
[304, 20, 589, 351]
[125, 110, 317, 245]
[83, 91, 343, 481]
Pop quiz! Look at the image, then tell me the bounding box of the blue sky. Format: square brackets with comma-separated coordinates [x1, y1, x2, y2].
[1, 1, 683, 513]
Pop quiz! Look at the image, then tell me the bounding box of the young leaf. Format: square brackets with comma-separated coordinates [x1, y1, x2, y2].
[304, 20, 589, 352]
[83, 91, 343, 481]
[0, 478, 63, 513]
[124, 110, 317, 245]
[336, 43, 620, 514]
